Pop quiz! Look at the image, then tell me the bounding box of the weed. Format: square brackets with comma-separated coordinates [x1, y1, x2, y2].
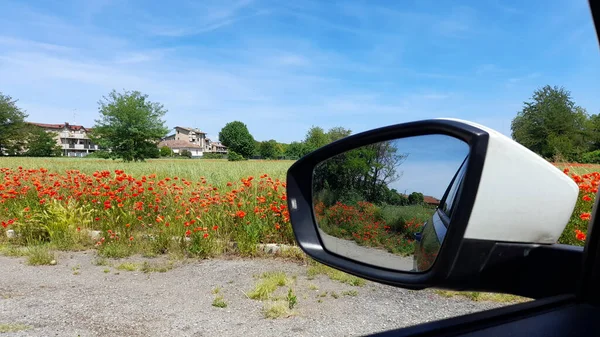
[0, 323, 31, 333]
[72, 265, 81, 275]
[0, 244, 28, 257]
[342, 290, 358, 297]
[262, 301, 291, 319]
[317, 299, 323, 303]
[116, 262, 138, 271]
[318, 292, 327, 298]
[330, 291, 339, 299]
[248, 271, 288, 300]
[98, 243, 134, 259]
[212, 286, 221, 294]
[140, 261, 173, 273]
[308, 284, 318, 291]
[92, 257, 109, 266]
[103, 268, 110, 273]
[286, 288, 297, 309]
[212, 295, 227, 308]
[26, 246, 55, 265]
[307, 262, 365, 286]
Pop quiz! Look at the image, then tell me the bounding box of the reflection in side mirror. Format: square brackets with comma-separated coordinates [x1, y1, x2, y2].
[312, 134, 469, 272]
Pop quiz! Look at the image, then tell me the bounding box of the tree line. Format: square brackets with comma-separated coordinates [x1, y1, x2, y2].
[511, 85, 600, 163]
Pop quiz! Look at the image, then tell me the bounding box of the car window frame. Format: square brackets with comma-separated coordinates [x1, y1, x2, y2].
[437, 155, 469, 227]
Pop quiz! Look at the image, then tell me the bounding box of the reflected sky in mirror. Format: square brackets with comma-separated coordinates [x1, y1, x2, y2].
[387, 135, 469, 199]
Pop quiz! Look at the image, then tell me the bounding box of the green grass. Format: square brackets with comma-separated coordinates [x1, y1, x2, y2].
[434, 290, 530, 303]
[0, 244, 28, 257]
[0, 323, 31, 333]
[262, 301, 292, 319]
[248, 271, 289, 300]
[342, 290, 358, 296]
[212, 294, 227, 308]
[307, 262, 366, 287]
[380, 204, 434, 227]
[140, 261, 173, 273]
[26, 246, 55, 265]
[116, 262, 138, 271]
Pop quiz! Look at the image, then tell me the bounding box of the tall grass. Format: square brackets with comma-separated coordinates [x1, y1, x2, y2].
[0, 158, 293, 186]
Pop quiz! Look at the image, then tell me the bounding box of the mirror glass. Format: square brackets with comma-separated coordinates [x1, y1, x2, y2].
[312, 134, 469, 272]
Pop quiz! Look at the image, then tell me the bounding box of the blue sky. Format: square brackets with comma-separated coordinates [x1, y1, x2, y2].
[387, 135, 469, 198]
[1, 0, 599, 143]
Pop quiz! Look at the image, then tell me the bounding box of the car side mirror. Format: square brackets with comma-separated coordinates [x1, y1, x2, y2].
[286, 118, 580, 297]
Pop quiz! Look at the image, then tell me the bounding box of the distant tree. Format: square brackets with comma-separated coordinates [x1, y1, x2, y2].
[259, 139, 282, 159]
[180, 149, 192, 158]
[285, 141, 305, 159]
[313, 140, 407, 205]
[511, 85, 589, 160]
[408, 192, 424, 205]
[159, 146, 173, 157]
[302, 126, 330, 156]
[327, 126, 352, 142]
[0, 92, 28, 155]
[24, 126, 62, 157]
[91, 89, 169, 162]
[218, 121, 256, 158]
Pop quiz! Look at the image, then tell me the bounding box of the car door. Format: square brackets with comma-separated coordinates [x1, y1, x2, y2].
[414, 155, 468, 272]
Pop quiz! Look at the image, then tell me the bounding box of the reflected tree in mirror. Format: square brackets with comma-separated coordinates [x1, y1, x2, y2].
[312, 135, 469, 272]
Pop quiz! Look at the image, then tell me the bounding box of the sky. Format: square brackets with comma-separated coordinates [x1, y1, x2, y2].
[1, 0, 599, 143]
[387, 135, 469, 198]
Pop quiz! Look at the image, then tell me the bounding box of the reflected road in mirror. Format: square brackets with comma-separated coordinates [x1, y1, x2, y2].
[312, 134, 469, 272]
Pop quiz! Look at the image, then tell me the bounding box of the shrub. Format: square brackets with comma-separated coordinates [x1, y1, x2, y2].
[227, 151, 245, 161]
[180, 149, 192, 158]
[580, 150, 600, 164]
[160, 146, 173, 157]
[202, 153, 226, 159]
[86, 150, 111, 159]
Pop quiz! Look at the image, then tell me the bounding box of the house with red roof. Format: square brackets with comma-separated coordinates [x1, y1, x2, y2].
[27, 122, 100, 157]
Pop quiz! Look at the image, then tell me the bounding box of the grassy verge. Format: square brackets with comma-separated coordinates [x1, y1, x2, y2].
[307, 261, 366, 286]
[434, 290, 530, 303]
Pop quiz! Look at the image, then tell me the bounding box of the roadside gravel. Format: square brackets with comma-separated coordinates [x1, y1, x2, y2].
[1, 252, 510, 337]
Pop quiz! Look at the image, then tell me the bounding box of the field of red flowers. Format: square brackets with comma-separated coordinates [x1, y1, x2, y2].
[0, 164, 595, 258]
[0, 166, 293, 257]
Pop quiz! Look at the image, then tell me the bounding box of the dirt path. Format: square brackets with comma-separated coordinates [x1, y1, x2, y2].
[1, 252, 508, 337]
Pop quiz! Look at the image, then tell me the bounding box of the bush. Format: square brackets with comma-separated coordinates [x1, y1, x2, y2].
[580, 150, 600, 164]
[227, 151, 245, 161]
[203, 153, 226, 159]
[160, 146, 173, 157]
[180, 149, 192, 158]
[86, 150, 111, 159]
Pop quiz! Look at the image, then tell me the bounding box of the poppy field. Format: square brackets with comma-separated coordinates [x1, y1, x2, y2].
[0, 158, 295, 258]
[0, 158, 596, 260]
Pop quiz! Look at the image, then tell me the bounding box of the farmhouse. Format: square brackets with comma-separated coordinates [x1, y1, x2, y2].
[27, 122, 100, 157]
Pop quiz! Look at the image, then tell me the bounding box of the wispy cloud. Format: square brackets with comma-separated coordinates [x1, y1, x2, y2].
[0, 0, 598, 143]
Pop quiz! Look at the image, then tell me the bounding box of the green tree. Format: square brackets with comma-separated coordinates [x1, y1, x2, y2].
[24, 126, 62, 157]
[313, 140, 407, 205]
[327, 126, 352, 142]
[302, 126, 330, 156]
[180, 149, 192, 158]
[408, 192, 424, 205]
[159, 146, 173, 157]
[0, 92, 28, 155]
[259, 139, 282, 159]
[285, 141, 305, 159]
[511, 85, 589, 160]
[218, 121, 256, 158]
[91, 90, 169, 162]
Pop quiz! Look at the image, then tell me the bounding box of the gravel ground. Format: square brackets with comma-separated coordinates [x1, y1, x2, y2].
[1, 252, 509, 337]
